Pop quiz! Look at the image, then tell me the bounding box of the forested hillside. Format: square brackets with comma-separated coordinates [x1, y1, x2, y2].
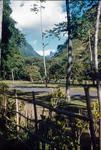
[0, 0, 41, 80]
[19, 41, 40, 57]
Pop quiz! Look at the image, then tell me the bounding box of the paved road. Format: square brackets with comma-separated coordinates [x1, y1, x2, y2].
[70, 89, 97, 101]
[9, 85, 97, 100]
[9, 86, 52, 93]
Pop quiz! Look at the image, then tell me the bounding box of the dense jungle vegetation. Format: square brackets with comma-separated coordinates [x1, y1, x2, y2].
[0, 0, 101, 84]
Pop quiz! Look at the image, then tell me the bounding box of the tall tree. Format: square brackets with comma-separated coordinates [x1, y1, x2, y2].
[65, 0, 72, 102]
[0, 0, 3, 41]
[0, 0, 3, 69]
[31, 0, 47, 87]
[40, 1, 48, 87]
[94, 1, 101, 149]
[1, 0, 25, 79]
[94, 1, 101, 72]
[45, 0, 98, 101]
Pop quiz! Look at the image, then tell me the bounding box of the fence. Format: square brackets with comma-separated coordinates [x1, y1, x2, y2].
[0, 85, 99, 150]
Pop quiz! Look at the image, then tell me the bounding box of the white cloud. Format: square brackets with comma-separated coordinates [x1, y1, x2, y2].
[10, 1, 66, 53]
[37, 49, 56, 56]
[33, 40, 37, 45]
[10, 1, 66, 31]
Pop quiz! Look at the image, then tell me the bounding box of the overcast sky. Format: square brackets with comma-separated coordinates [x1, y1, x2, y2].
[10, 0, 67, 56]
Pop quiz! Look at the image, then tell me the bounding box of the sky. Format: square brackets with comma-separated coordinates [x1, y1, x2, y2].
[10, 0, 67, 56]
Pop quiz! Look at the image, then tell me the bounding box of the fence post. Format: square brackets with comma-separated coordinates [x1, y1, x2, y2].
[3, 86, 7, 116]
[32, 92, 39, 149]
[14, 90, 19, 132]
[32, 92, 38, 132]
[25, 109, 28, 128]
[97, 81, 101, 150]
[84, 86, 97, 150]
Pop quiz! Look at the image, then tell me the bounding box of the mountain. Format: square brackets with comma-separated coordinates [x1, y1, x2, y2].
[51, 39, 86, 65]
[19, 41, 40, 58]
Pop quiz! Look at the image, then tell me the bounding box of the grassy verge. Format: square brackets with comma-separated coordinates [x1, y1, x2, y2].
[0, 80, 97, 90]
[0, 80, 59, 88]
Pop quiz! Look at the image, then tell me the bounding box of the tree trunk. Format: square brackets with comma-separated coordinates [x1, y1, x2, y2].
[94, 1, 101, 72]
[30, 75, 33, 83]
[94, 1, 101, 149]
[88, 31, 93, 65]
[32, 92, 39, 149]
[84, 86, 97, 150]
[11, 69, 14, 84]
[40, 1, 47, 88]
[0, 0, 3, 41]
[0, 0, 3, 71]
[66, 0, 73, 102]
[88, 31, 95, 85]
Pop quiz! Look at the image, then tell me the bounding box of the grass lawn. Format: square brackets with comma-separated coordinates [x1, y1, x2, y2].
[0, 80, 59, 88]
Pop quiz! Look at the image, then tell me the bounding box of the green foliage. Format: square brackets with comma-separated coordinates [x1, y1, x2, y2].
[1, 0, 26, 79]
[26, 65, 41, 82]
[0, 82, 9, 92]
[47, 38, 92, 83]
[91, 101, 99, 118]
[51, 88, 65, 107]
[44, 1, 98, 40]
[48, 62, 65, 82]
[44, 1, 101, 83]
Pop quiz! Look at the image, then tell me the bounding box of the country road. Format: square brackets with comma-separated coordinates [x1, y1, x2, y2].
[9, 85, 97, 101]
[8, 84, 98, 120]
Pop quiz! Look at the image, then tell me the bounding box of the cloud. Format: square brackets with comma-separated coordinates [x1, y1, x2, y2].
[10, 0, 66, 53]
[33, 40, 37, 45]
[37, 49, 56, 56]
[10, 1, 66, 31]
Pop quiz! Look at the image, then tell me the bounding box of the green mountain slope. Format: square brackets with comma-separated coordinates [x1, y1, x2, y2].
[19, 42, 40, 58]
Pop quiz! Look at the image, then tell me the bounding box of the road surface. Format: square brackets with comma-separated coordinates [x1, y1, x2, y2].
[9, 85, 97, 101]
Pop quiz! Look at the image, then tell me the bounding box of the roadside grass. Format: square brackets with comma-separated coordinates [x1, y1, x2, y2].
[71, 87, 97, 92]
[0, 80, 59, 88]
